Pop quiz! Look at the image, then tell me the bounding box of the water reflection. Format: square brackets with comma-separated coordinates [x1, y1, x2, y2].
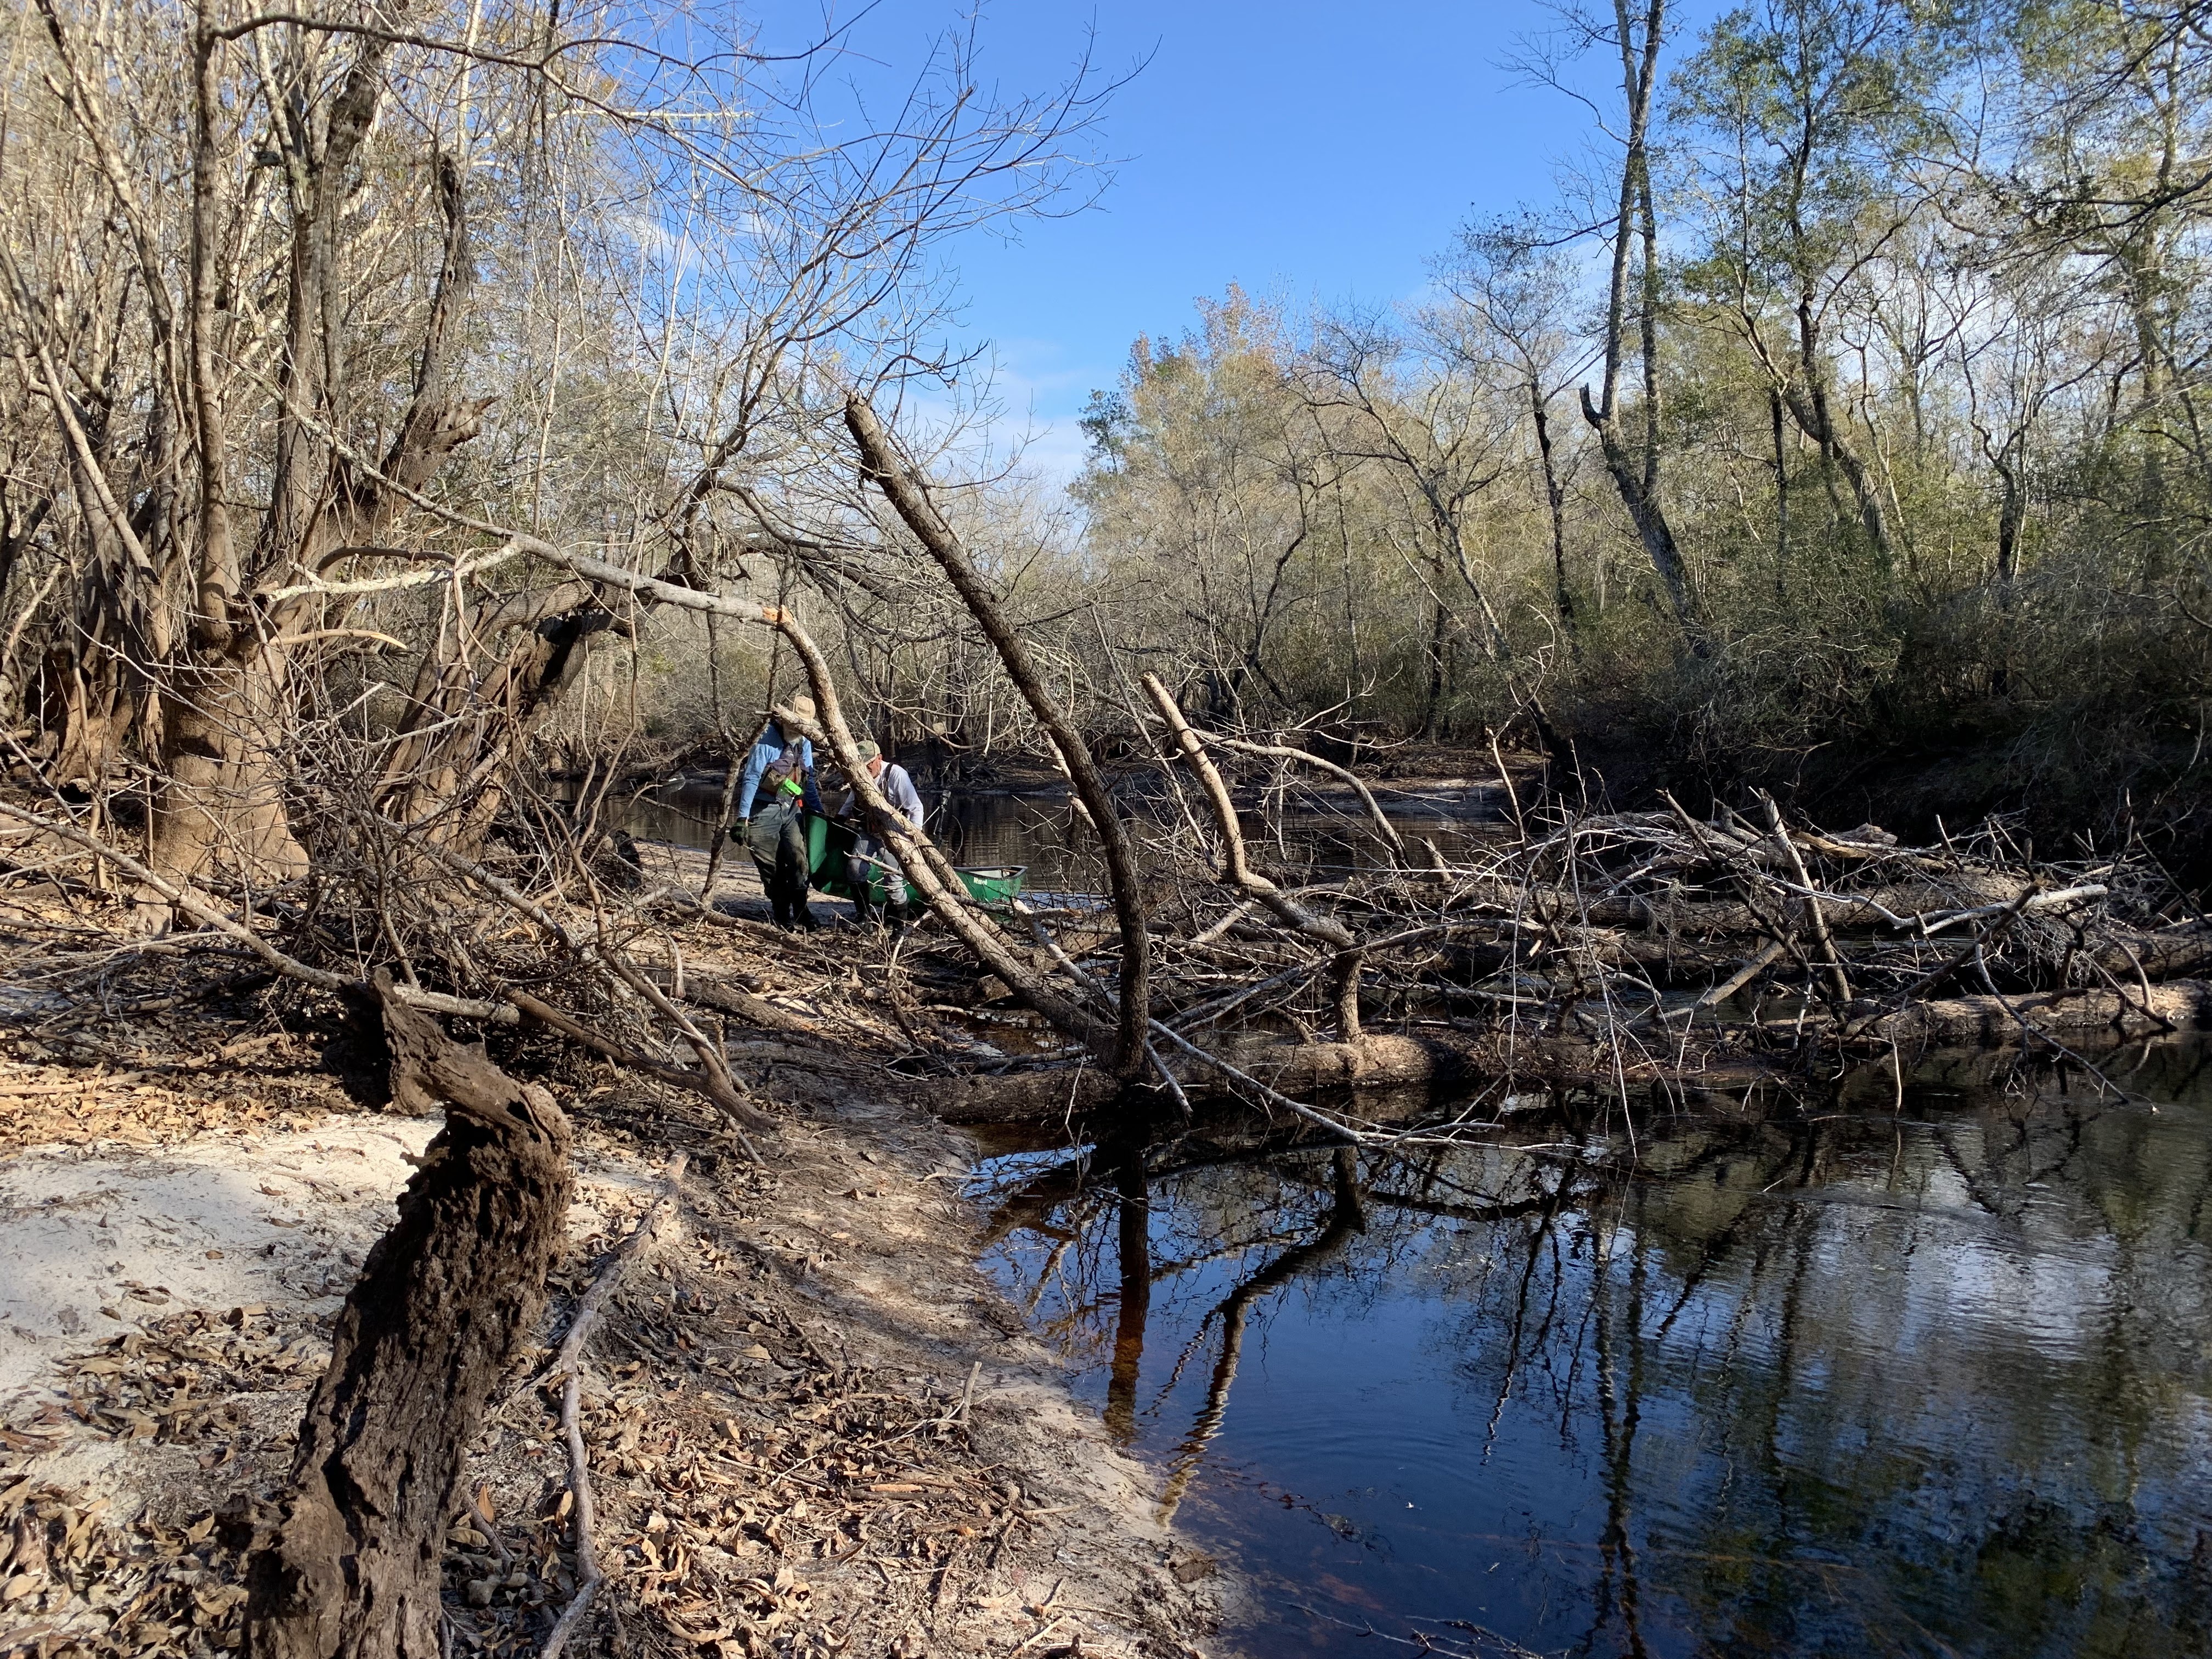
[971, 1042, 2212, 1658]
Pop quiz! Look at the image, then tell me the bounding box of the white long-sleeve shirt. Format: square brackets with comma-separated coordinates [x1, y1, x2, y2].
[842, 761, 924, 844]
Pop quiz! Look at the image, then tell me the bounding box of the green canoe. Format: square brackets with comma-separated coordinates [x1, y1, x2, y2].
[804, 815, 1023, 907]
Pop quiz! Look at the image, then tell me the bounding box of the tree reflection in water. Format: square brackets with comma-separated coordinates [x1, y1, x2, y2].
[969, 1038, 2212, 1658]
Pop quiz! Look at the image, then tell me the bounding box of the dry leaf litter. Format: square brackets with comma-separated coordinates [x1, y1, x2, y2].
[1, 958, 1221, 1659]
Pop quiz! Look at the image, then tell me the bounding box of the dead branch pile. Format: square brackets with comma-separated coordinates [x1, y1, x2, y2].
[977, 718, 2210, 1129]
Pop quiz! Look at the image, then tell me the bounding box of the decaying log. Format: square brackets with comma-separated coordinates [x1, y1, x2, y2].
[925, 1034, 1491, 1123]
[1511, 882, 2067, 936]
[1848, 979, 2212, 1047]
[682, 974, 825, 1036]
[2093, 922, 2212, 983]
[918, 963, 2212, 1127]
[242, 974, 573, 1659]
[925, 1066, 1121, 1124]
[1229, 1032, 1483, 1093]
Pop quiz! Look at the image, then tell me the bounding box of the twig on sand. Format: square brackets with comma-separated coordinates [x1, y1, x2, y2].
[540, 1152, 688, 1659]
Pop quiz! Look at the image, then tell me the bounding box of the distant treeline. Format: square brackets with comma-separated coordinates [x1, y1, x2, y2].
[1058, 1, 2212, 851]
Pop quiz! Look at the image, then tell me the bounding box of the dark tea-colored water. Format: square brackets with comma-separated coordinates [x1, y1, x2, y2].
[617, 770, 1509, 894]
[969, 1043, 2212, 1658]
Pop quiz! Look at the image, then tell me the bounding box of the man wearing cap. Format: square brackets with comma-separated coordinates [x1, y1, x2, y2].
[839, 741, 924, 928]
[729, 699, 823, 930]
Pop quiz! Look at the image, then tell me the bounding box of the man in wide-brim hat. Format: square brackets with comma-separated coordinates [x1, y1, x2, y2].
[728, 695, 821, 929]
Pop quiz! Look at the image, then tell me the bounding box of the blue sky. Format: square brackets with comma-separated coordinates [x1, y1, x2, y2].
[753, 1, 1728, 478]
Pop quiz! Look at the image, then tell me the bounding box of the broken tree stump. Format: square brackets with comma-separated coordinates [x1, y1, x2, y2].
[243, 971, 573, 1659]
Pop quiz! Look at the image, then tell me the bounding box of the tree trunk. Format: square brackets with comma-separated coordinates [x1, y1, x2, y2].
[1584, 404, 1701, 642]
[243, 974, 573, 1659]
[847, 393, 1153, 1077]
[149, 126, 484, 899]
[1419, 585, 1448, 738]
[1579, 0, 1706, 652]
[148, 650, 313, 891]
[1769, 384, 1790, 599]
[1531, 384, 1579, 647]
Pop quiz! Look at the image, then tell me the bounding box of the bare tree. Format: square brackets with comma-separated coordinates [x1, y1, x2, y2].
[0, 0, 1116, 910]
[1518, 0, 1706, 645]
[1434, 223, 1598, 647]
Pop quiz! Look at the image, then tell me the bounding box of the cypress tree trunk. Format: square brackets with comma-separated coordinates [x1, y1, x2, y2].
[243, 974, 572, 1659]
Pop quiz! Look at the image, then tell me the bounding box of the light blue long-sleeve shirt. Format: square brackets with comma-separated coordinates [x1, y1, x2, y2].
[734, 722, 821, 819]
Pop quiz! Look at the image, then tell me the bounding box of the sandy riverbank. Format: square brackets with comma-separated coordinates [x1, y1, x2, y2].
[0, 1002, 1223, 1658]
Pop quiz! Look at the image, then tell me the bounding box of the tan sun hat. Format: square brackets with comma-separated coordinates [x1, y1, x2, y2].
[789, 694, 817, 720]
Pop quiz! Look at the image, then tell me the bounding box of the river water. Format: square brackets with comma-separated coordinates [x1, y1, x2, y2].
[622, 768, 2212, 1653]
[968, 1043, 2212, 1658]
[616, 770, 1509, 894]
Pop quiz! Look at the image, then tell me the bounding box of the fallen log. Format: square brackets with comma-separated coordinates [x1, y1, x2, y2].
[2092, 922, 2212, 983]
[929, 1065, 1121, 1124]
[1846, 979, 2212, 1047]
[1231, 1031, 1482, 1092]
[926, 1031, 1525, 1122]
[242, 975, 573, 1659]
[919, 972, 2212, 1127]
[1513, 879, 2068, 936]
[682, 975, 826, 1036]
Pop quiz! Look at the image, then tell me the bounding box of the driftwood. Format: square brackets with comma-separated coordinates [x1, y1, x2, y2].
[946, 750, 2212, 1130]
[929, 1067, 1123, 1124]
[927, 966, 2212, 1125]
[1511, 881, 2073, 935]
[243, 974, 572, 1659]
[682, 975, 826, 1036]
[2092, 922, 2212, 982]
